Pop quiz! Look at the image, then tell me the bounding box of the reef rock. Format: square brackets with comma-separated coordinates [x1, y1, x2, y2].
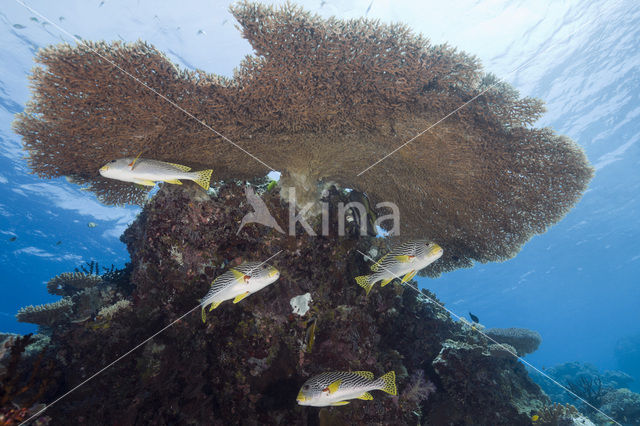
[7, 184, 559, 424]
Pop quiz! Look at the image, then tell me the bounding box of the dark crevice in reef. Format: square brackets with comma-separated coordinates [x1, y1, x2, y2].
[2, 184, 558, 425]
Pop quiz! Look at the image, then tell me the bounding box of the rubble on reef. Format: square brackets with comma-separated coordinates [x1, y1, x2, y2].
[4, 183, 590, 424]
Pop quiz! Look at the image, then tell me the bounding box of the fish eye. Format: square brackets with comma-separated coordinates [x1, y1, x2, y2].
[110, 160, 116, 163]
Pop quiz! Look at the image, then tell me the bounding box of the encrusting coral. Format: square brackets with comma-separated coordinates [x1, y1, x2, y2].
[13, 1, 593, 275]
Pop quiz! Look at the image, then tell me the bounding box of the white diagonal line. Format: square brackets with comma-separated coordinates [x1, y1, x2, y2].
[19, 250, 283, 425]
[355, 249, 620, 425]
[14, 0, 275, 173]
[19, 304, 200, 425]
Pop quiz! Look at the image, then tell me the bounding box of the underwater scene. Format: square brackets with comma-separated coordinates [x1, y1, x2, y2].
[0, 0, 639, 424]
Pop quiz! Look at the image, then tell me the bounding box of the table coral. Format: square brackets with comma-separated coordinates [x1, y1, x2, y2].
[13, 2, 593, 275]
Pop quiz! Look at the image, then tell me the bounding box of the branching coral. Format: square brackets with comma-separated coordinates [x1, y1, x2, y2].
[15, 299, 73, 327]
[566, 376, 609, 413]
[13, 2, 593, 275]
[46, 272, 103, 297]
[96, 299, 132, 320]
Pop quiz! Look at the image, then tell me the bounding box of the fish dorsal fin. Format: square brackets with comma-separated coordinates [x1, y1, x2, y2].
[230, 268, 248, 281]
[166, 162, 191, 172]
[393, 255, 414, 263]
[324, 379, 342, 394]
[370, 254, 388, 272]
[352, 371, 374, 380]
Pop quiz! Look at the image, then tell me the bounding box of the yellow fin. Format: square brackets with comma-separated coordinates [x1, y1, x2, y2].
[380, 278, 393, 287]
[230, 268, 247, 281]
[357, 392, 373, 400]
[133, 179, 156, 186]
[401, 270, 417, 283]
[209, 301, 222, 311]
[233, 291, 250, 304]
[326, 379, 341, 394]
[192, 169, 213, 190]
[352, 371, 374, 380]
[355, 275, 374, 295]
[201, 307, 207, 323]
[129, 151, 143, 169]
[164, 179, 182, 185]
[330, 401, 349, 406]
[370, 254, 388, 272]
[393, 255, 413, 263]
[377, 371, 397, 396]
[166, 162, 191, 172]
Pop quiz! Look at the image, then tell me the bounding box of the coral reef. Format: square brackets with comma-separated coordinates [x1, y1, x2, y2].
[599, 388, 640, 425]
[484, 327, 542, 356]
[530, 361, 640, 425]
[16, 299, 73, 328]
[13, 2, 593, 276]
[46, 272, 103, 297]
[6, 184, 562, 424]
[17, 264, 131, 330]
[0, 334, 55, 425]
[532, 403, 594, 426]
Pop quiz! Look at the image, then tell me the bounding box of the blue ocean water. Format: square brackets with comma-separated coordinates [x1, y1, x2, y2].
[1, 0, 638, 400]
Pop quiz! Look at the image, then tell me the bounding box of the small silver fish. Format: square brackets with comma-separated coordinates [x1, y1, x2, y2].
[297, 371, 396, 407]
[99, 157, 213, 190]
[201, 261, 280, 322]
[355, 240, 443, 295]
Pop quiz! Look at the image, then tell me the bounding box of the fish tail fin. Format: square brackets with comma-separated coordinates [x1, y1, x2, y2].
[376, 371, 397, 396]
[192, 169, 213, 190]
[355, 275, 375, 295]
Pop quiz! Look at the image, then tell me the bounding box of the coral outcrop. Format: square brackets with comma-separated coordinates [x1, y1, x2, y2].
[484, 327, 542, 356]
[530, 361, 640, 425]
[13, 2, 593, 276]
[16, 268, 128, 329]
[5, 184, 561, 424]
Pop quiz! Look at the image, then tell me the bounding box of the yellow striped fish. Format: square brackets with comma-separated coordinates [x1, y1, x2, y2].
[297, 371, 396, 406]
[201, 261, 280, 323]
[355, 240, 443, 295]
[99, 157, 212, 190]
